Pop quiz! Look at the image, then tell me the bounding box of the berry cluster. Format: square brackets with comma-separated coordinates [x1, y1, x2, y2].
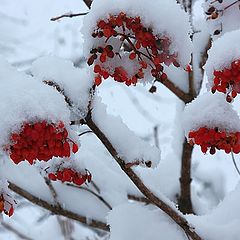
[212, 60, 240, 102]
[48, 168, 91, 186]
[188, 127, 240, 154]
[88, 12, 179, 86]
[8, 121, 78, 165]
[0, 194, 14, 217]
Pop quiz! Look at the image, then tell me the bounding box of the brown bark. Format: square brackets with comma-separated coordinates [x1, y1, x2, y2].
[178, 140, 194, 214]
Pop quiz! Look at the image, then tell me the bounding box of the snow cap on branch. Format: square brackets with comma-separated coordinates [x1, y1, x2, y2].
[205, 29, 240, 87]
[82, 0, 192, 67]
[31, 56, 94, 118]
[92, 97, 161, 168]
[182, 92, 240, 136]
[0, 59, 70, 149]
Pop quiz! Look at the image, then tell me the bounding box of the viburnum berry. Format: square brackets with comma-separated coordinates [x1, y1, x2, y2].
[88, 12, 180, 87]
[211, 60, 240, 101]
[48, 168, 91, 186]
[188, 127, 240, 154]
[7, 121, 78, 165]
[0, 194, 15, 217]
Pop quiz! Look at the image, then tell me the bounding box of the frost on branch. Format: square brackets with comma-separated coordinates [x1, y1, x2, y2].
[0, 179, 15, 217]
[205, 29, 240, 101]
[92, 97, 160, 168]
[31, 56, 94, 118]
[182, 92, 240, 154]
[82, 0, 192, 86]
[203, 0, 240, 38]
[0, 59, 74, 161]
[107, 203, 185, 240]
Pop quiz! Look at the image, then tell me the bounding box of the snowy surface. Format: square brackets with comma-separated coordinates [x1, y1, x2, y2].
[182, 92, 240, 135]
[108, 203, 185, 240]
[82, 0, 192, 67]
[205, 29, 240, 86]
[92, 97, 161, 168]
[188, 182, 240, 240]
[31, 56, 94, 118]
[0, 59, 70, 149]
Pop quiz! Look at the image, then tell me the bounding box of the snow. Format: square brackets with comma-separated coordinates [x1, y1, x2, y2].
[0, 59, 70, 149]
[82, 0, 192, 67]
[31, 56, 94, 118]
[182, 92, 240, 135]
[92, 97, 161, 168]
[188, 182, 240, 240]
[108, 203, 185, 240]
[205, 29, 240, 87]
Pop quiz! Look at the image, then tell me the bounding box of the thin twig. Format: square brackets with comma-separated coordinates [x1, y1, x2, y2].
[79, 130, 93, 137]
[231, 152, 240, 176]
[51, 12, 88, 21]
[153, 125, 159, 149]
[66, 183, 112, 210]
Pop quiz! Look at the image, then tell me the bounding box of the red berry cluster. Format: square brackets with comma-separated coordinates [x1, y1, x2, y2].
[0, 195, 14, 217]
[48, 168, 91, 186]
[188, 127, 240, 154]
[212, 60, 240, 102]
[8, 121, 78, 165]
[88, 12, 179, 86]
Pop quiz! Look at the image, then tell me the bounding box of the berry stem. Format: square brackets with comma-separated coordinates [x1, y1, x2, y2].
[231, 151, 240, 176]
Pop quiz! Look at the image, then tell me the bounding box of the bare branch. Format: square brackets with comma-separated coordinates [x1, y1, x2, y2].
[8, 182, 109, 232]
[51, 12, 88, 21]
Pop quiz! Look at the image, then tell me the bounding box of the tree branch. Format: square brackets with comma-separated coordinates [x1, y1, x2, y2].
[51, 12, 88, 21]
[8, 182, 109, 232]
[155, 77, 192, 103]
[84, 113, 202, 240]
[178, 140, 194, 214]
